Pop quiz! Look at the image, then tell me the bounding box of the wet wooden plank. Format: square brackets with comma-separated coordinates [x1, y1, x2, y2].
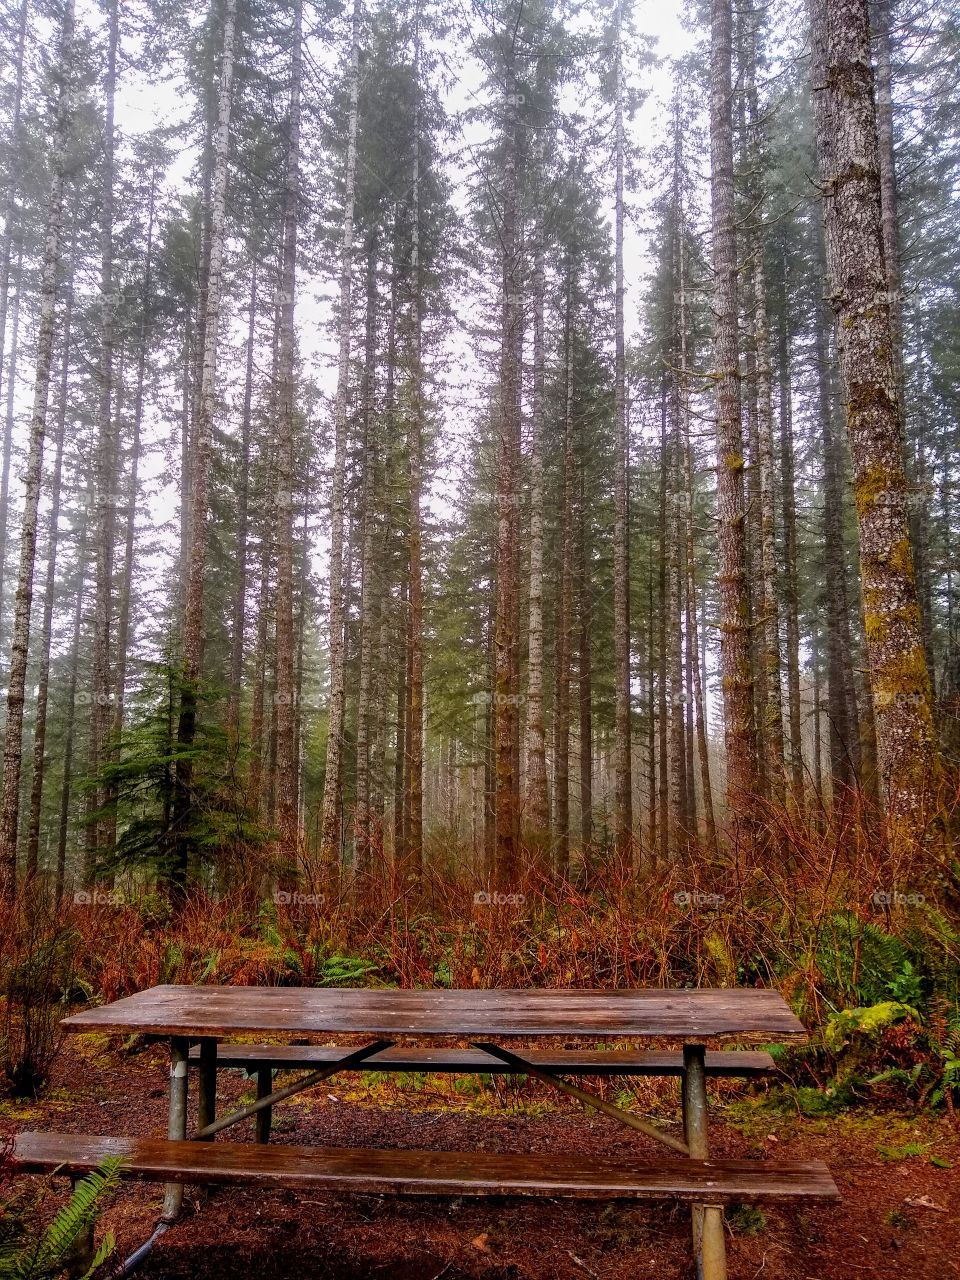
[61, 985, 805, 1040]
[13, 1132, 838, 1203]
[186, 1043, 777, 1077]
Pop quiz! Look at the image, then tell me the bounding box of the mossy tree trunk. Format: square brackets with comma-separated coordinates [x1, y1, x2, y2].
[813, 0, 942, 830]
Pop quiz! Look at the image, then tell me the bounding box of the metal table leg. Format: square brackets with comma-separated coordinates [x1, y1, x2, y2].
[682, 1043, 727, 1280]
[161, 1036, 189, 1222]
[255, 1067, 273, 1144]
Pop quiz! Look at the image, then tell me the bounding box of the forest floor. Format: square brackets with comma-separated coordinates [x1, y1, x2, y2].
[4, 1035, 960, 1280]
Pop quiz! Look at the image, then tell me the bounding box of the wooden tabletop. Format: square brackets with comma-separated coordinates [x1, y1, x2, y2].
[61, 985, 805, 1040]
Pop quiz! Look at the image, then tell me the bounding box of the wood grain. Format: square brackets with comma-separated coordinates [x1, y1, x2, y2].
[61, 985, 805, 1040]
[13, 1132, 838, 1203]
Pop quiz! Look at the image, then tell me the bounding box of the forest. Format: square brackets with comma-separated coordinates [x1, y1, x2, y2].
[0, 0, 953, 897]
[0, 0, 957, 1273]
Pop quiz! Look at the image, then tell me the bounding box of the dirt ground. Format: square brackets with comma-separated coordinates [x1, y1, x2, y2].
[5, 1036, 960, 1279]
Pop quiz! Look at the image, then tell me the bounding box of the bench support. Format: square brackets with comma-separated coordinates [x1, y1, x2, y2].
[472, 1042, 690, 1155]
[191, 1039, 394, 1142]
[683, 1044, 727, 1280]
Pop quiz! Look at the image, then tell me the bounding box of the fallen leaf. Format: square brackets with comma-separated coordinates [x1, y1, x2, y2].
[470, 1233, 489, 1253]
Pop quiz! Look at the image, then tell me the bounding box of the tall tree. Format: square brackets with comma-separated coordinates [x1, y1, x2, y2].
[88, 0, 121, 874]
[813, 0, 941, 829]
[274, 0, 303, 866]
[172, 0, 238, 887]
[611, 0, 632, 858]
[0, 0, 75, 898]
[711, 0, 759, 816]
[319, 0, 362, 872]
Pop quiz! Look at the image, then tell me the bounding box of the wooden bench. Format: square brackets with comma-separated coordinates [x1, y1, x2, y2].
[13, 1131, 839, 1203]
[187, 1042, 776, 1077]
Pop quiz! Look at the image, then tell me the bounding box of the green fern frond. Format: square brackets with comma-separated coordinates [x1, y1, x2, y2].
[7, 1157, 124, 1280]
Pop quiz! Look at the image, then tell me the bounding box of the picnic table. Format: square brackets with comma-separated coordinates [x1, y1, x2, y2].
[13, 985, 839, 1280]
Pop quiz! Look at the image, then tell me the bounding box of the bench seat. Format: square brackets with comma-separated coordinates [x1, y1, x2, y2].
[186, 1043, 776, 1077]
[13, 1132, 838, 1203]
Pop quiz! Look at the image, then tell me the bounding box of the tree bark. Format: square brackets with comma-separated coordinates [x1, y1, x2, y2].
[319, 0, 362, 871]
[55, 490, 89, 905]
[354, 236, 378, 877]
[493, 49, 523, 885]
[226, 264, 257, 745]
[777, 304, 805, 811]
[813, 0, 942, 829]
[524, 232, 549, 840]
[113, 175, 155, 744]
[404, 25, 425, 876]
[25, 231, 75, 880]
[274, 0, 302, 867]
[0, 0, 74, 899]
[89, 0, 120, 875]
[172, 0, 238, 888]
[744, 12, 786, 800]
[612, 0, 633, 858]
[0, 245, 22, 654]
[711, 0, 759, 815]
[554, 272, 574, 877]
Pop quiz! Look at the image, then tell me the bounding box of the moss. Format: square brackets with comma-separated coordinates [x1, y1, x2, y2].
[723, 452, 744, 473]
[889, 536, 914, 577]
[853, 462, 899, 518]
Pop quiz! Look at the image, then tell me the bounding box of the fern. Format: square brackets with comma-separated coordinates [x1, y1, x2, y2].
[0, 1157, 123, 1280]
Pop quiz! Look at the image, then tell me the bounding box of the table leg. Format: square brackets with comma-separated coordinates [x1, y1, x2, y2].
[196, 1038, 217, 1137]
[255, 1067, 273, 1143]
[682, 1043, 727, 1280]
[162, 1036, 189, 1222]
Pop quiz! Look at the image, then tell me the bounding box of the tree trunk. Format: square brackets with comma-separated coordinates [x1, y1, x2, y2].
[577, 465, 592, 851]
[813, 0, 942, 829]
[711, 0, 758, 814]
[0, 0, 28, 629]
[493, 54, 523, 885]
[554, 273, 574, 877]
[113, 176, 155, 743]
[55, 490, 89, 905]
[524, 233, 549, 840]
[612, 1, 633, 859]
[0, 245, 22, 654]
[319, 0, 362, 871]
[172, 0, 238, 888]
[89, 0, 120, 875]
[777, 304, 805, 811]
[0, 0, 74, 899]
[274, 0, 302, 867]
[744, 13, 786, 800]
[404, 27, 425, 876]
[25, 232, 76, 880]
[226, 264, 257, 745]
[354, 236, 378, 877]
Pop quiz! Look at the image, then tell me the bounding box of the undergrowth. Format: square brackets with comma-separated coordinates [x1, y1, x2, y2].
[0, 791, 957, 1114]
